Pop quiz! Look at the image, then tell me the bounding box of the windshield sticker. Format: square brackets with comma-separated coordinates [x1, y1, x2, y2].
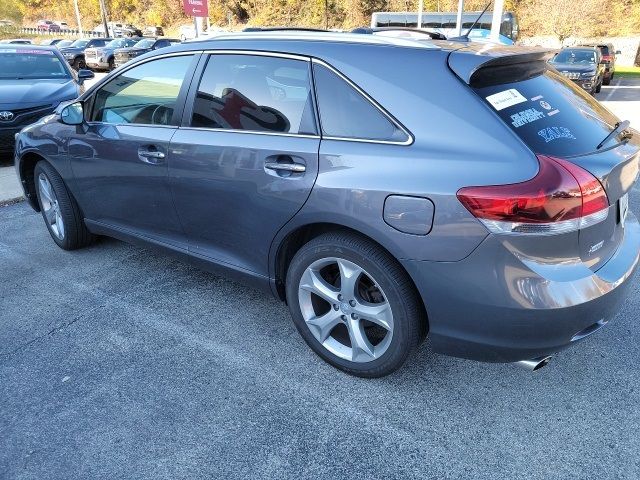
[485, 89, 527, 111]
[511, 108, 545, 128]
[531, 95, 544, 101]
[538, 126, 576, 143]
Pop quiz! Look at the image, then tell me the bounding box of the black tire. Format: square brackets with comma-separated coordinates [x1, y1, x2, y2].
[603, 75, 611, 86]
[108, 57, 115, 71]
[285, 231, 427, 378]
[72, 57, 86, 70]
[34, 161, 95, 250]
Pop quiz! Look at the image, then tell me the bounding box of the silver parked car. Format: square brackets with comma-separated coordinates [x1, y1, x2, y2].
[14, 32, 640, 377]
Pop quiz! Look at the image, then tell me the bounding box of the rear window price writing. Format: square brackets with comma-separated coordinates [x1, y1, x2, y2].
[537, 126, 576, 143]
[485, 88, 527, 111]
[510, 108, 545, 128]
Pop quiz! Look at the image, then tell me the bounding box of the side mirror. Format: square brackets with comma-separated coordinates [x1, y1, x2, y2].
[77, 69, 95, 84]
[60, 102, 84, 125]
[615, 50, 621, 55]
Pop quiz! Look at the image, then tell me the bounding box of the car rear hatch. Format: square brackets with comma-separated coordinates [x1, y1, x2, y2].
[447, 44, 639, 271]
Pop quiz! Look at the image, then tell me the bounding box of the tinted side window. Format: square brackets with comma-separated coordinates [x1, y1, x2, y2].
[312, 63, 408, 142]
[91, 55, 192, 125]
[191, 54, 316, 135]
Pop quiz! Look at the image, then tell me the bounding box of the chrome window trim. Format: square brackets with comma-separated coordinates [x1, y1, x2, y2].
[177, 126, 320, 140]
[311, 58, 414, 146]
[202, 49, 311, 62]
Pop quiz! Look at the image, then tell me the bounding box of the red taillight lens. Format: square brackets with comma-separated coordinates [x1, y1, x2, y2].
[457, 155, 609, 235]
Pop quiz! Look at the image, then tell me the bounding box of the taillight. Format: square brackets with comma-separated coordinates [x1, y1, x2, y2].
[457, 155, 609, 235]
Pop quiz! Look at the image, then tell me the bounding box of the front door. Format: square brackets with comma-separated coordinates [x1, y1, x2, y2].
[68, 54, 197, 246]
[169, 52, 320, 275]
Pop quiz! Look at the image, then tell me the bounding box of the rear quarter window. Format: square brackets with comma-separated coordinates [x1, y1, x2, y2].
[474, 69, 618, 157]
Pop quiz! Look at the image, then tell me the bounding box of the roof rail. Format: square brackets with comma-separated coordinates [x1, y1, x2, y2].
[351, 27, 446, 40]
[242, 27, 330, 33]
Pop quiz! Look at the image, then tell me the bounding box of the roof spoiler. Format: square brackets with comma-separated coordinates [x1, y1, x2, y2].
[447, 46, 555, 87]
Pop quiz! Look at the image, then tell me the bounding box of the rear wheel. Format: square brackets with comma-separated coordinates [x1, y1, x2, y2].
[286, 232, 426, 377]
[603, 75, 611, 86]
[34, 161, 94, 251]
[108, 57, 115, 71]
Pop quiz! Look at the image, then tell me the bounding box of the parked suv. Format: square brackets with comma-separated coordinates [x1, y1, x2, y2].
[59, 37, 112, 70]
[113, 37, 180, 67]
[14, 33, 639, 377]
[85, 37, 141, 71]
[581, 43, 621, 85]
[548, 47, 605, 95]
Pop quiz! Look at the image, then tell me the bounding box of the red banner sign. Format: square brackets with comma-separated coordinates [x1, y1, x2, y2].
[183, 0, 208, 17]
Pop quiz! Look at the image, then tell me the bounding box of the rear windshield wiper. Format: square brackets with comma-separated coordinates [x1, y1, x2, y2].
[597, 120, 632, 149]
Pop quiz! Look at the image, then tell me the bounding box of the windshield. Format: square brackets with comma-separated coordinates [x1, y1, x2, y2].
[552, 50, 596, 65]
[134, 38, 154, 48]
[57, 40, 73, 48]
[70, 39, 89, 48]
[106, 39, 127, 48]
[0, 50, 70, 79]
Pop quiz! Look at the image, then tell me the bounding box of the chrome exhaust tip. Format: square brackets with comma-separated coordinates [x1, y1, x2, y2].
[515, 356, 552, 371]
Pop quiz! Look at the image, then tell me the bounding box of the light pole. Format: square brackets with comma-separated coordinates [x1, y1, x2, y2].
[73, 0, 83, 34]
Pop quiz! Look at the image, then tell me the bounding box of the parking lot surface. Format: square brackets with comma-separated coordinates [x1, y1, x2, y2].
[1, 179, 639, 479]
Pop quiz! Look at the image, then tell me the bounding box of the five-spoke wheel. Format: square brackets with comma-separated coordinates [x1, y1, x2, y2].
[287, 231, 426, 377]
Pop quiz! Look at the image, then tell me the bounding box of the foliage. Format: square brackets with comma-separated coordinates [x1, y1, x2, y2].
[0, 0, 638, 38]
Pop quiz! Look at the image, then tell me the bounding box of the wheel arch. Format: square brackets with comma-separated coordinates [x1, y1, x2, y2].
[18, 151, 48, 211]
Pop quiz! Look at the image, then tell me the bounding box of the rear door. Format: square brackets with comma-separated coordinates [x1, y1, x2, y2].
[168, 52, 320, 276]
[471, 65, 639, 270]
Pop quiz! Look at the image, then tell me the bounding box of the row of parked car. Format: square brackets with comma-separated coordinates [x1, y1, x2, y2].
[36, 19, 164, 38]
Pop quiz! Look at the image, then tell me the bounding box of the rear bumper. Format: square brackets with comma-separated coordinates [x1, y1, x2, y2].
[403, 212, 640, 363]
[86, 59, 110, 69]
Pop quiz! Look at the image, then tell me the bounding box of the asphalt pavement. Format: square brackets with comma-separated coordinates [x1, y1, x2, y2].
[1, 74, 640, 480]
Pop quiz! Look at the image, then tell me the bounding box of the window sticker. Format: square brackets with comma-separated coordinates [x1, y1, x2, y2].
[547, 109, 560, 116]
[485, 89, 527, 111]
[537, 126, 576, 143]
[531, 95, 544, 101]
[510, 108, 545, 128]
[539, 100, 552, 110]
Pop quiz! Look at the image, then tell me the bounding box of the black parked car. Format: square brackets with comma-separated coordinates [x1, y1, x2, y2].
[59, 38, 112, 70]
[580, 43, 621, 85]
[0, 44, 93, 156]
[113, 37, 180, 67]
[548, 47, 605, 95]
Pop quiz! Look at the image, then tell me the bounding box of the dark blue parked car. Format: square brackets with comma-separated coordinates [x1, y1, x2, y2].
[0, 44, 93, 156]
[14, 32, 639, 376]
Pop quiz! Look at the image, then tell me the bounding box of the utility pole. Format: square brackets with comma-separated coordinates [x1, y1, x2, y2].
[325, 0, 328, 30]
[73, 0, 83, 35]
[490, 0, 505, 42]
[98, 0, 109, 37]
[455, 0, 464, 37]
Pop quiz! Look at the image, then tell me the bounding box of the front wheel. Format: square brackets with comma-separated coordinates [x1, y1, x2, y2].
[34, 161, 95, 250]
[595, 79, 602, 93]
[72, 58, 86, 70]
[286, 232, 426, 377]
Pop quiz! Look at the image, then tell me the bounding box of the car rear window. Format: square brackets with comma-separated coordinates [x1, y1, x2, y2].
[599, 45, 610, 55]
[474, 69, 618, 157]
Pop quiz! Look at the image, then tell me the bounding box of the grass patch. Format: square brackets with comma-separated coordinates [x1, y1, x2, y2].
[616, 66, 640, 76]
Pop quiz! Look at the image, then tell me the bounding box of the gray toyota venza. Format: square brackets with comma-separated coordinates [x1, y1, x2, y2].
[15, 32, 639, 377]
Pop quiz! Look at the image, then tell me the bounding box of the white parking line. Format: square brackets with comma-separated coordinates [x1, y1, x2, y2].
[603, 76, 621, 102]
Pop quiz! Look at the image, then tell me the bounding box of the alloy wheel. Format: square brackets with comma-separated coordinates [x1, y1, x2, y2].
[297, 257, 394, 363]
[38, 173, 65, 240]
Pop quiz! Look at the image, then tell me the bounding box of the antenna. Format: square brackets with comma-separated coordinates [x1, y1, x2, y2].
[457, 1, 492, 41]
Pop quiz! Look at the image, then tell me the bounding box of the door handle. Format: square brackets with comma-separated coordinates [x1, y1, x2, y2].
[139, 150, 165, 159]
[264, 162, 306, 173]
[138, 147, 166, 165]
